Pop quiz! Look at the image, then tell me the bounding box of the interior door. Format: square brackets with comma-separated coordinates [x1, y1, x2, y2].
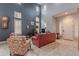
[35, 17, 40, 33]
[60, 17, 74, 40]
[14, 19, 22, 34]
[14, 11, 22, 34]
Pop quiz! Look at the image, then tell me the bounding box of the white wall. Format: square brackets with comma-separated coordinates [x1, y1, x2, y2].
[41, 16, 56, 32]
[56, 13, 79, 39]
[41, 3, 79, 33]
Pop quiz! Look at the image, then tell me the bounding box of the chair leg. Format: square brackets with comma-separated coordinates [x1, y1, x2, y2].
[10, 53, 12, 56]
[30, 45, 31, 49]
[10, 52, 13, 56]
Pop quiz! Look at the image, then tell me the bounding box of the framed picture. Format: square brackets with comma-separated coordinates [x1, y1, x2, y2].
[31, 21, 34, 25]
[0, 16, 9, 29]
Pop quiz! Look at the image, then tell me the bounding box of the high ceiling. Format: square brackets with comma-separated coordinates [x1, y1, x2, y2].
[41, 3, 79, 16]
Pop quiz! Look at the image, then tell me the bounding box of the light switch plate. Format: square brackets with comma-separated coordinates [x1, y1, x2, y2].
[27, 25, 29, 29]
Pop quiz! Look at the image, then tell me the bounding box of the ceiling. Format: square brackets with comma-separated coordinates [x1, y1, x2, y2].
[41, 3, 79, 16]
[54, 8, 79, 18]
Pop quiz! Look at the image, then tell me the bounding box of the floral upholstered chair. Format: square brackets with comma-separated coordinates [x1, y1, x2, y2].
[7, 36, 31, 56]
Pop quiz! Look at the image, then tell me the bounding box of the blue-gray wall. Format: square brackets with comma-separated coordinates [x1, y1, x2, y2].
[22, 4, 41, 35]
[0, 3, 41, 41]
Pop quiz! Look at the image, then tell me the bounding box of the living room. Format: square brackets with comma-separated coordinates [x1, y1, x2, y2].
[0, 3, 79, 56]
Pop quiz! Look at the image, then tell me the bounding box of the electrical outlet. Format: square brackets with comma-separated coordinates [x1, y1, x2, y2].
[27, 25, 29, 29]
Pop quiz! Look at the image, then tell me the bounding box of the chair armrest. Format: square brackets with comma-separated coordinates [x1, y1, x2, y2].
[32, 36, 37, 39]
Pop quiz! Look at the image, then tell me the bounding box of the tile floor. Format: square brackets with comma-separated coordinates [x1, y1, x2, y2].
[0, 39, 79, 56]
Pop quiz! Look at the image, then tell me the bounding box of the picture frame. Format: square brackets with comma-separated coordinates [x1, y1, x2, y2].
[0, 16, 9, 29]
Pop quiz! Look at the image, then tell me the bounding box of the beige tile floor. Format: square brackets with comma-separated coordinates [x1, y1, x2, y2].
[0, 39, 79, 56]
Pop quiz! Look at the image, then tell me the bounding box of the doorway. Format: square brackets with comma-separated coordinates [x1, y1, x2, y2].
[14, 11, 22, 34]
[56, 13, 79, 41]
[59, 16, 74, 40]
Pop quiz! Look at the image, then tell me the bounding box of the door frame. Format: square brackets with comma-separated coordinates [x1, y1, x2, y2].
[60, 18, 75, 40]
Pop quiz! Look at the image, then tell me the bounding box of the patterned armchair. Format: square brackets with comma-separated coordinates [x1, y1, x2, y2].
[7, 36, 31, 56]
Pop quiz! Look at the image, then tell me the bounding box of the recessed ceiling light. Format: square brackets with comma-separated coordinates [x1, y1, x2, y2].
[64, 12, 68, 15]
